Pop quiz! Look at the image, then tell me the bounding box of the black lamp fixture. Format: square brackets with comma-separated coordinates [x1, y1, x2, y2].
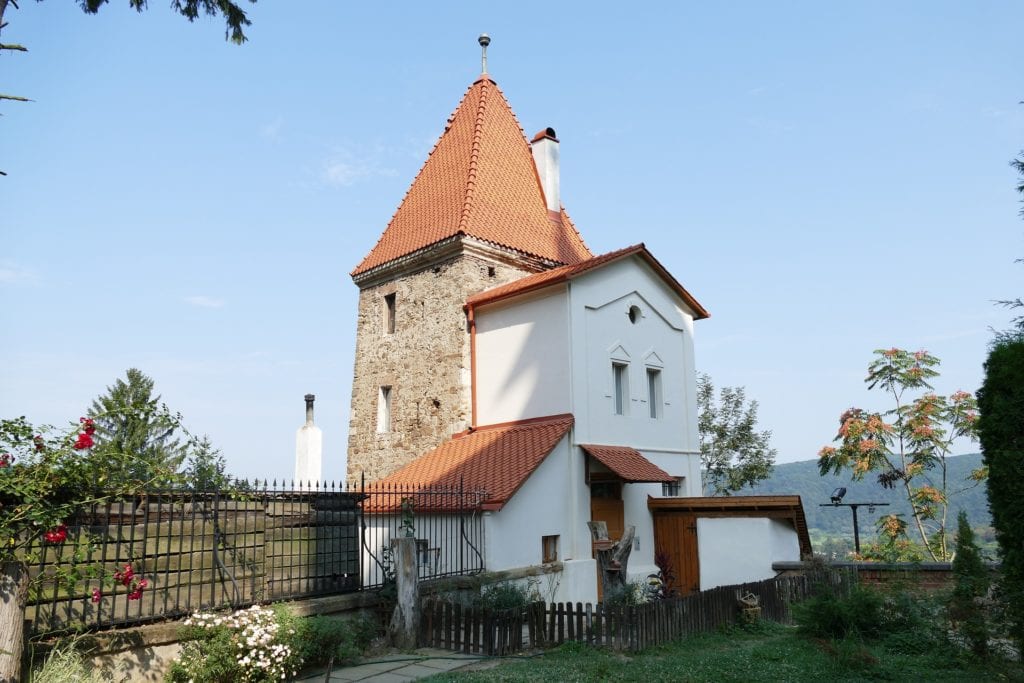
[820, 490, 888, 554]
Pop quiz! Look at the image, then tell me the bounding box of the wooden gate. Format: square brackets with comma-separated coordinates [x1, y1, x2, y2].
[653, 512, 700, 595]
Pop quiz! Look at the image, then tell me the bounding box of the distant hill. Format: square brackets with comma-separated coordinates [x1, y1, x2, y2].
[740, 453, 991, 538]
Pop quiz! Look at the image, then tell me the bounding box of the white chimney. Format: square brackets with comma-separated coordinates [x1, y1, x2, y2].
[294, 393, 323, 487]
[531, 127, 560, 212]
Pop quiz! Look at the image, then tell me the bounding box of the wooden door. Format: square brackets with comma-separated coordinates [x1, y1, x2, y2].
[653, 512, 700, 595]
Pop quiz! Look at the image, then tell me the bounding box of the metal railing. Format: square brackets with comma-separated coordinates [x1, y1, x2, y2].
[358, 476, 488, 589]
[25, 479, 487, 637]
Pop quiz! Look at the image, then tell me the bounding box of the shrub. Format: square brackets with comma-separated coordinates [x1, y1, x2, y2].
[166, 605, 302, 683]
[603, 579, 648, 608]
[792, 585, 885, 640]
[475, 581, 539, 611]
[274, 609, 378, 667]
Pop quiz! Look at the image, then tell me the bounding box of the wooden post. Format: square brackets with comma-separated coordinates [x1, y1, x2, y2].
[0, 560, 28, 683]
[388, 537, 419, 649]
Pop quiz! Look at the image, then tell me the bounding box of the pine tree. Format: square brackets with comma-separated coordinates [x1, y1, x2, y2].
[182, 436, 233, 491]
[88, 368, 185, 487]
[950, 511, 990, 656]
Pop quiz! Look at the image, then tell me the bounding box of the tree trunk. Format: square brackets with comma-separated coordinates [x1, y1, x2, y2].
[589, 523, 635, 601]
[0, 560, 28, 683]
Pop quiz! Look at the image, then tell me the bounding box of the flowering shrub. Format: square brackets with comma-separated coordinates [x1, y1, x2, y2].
[167, 605, 302, 682]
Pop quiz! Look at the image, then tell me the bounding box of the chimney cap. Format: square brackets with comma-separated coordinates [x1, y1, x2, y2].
[531, 127, 558, 143]
[304, 393, 315, 402]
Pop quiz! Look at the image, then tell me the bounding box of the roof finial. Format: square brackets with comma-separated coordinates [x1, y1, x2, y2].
[478, 33, 490, 74]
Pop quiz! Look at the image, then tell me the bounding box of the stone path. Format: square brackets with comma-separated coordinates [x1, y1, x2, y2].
[296, 648, 483, 682]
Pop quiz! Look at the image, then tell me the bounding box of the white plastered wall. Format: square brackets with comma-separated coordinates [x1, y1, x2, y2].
[474, 288, 571, 426]
[482, 434, 597, 604]
[567, 257, 702, 582]
[696, 517, 801, 590]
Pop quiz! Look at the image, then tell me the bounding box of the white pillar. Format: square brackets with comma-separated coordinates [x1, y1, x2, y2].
[295, 393, 323, 487]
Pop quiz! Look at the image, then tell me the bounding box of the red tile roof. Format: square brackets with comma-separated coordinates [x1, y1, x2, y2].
[581, 444, 675, 483]
[465, 244, 711, 320]
[352, 76, 593, 276]
[372, 414, 574, 511]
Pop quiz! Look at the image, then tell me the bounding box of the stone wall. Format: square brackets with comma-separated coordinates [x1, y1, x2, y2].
[347, 250, 532, 482]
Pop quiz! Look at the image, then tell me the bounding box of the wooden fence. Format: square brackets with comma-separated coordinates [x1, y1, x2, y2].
[420, 570, 856, 655]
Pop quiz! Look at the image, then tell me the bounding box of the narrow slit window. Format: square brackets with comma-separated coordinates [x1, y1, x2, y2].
[383, 293, 396, 334]
[647, 368, 662, 418]
[377, 386, 392, 433]
[613, 362, 629, 415]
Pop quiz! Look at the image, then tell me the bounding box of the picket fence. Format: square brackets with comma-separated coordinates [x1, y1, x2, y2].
[420, 570, 855, 655]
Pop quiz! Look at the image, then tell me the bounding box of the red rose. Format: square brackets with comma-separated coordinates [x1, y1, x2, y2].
[73, 432, 95, 450]
[80, 417, 96, 435]
[44, 524, 68, 543]
[91, 588, 102, 603]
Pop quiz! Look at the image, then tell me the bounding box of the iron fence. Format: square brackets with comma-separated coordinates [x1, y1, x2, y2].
[358, 477, 488, 589]
[25, 479, 486, 637]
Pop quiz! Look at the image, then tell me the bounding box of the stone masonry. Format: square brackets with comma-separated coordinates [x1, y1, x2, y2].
[346, 246, 536, 482]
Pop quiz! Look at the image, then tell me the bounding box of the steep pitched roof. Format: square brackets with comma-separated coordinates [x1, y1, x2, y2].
[352, 76, 593, 277]
[581, 444, 675, 483]
[465, 243, 711, 320]
[373, 414, 574, 510]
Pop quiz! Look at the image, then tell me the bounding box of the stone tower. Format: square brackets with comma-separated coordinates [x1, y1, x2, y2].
[346, 72, 592, 482]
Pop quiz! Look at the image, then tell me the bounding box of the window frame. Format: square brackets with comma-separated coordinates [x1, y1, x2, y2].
[612, 362, 629, 415]
[383, 292, 396, 335]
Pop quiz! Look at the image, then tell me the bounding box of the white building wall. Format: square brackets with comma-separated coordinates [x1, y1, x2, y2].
[475, 288, 571, 425]
[567, 258, 699, 461]
[696, 517, 801, 590]
[482, 434, 597, 603]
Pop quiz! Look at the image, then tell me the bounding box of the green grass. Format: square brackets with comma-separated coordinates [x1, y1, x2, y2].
[424, 623, 1024, 683]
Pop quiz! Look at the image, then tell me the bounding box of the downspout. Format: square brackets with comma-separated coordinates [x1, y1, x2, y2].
[466, 304, 478, 429]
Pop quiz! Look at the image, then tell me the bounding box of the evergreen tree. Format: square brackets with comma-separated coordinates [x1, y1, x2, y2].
[182, 436, 233, 491]
[976, 336, 1024, 645]
[697, 374, 777, 495]
[88, 368, 186, 487]
[950, 510, 991, 656]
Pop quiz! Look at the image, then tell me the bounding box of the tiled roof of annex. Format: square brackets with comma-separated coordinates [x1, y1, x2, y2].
[580, 444, 675, 483]
[465, 243, 711, 320]
[371, 414, 574, 511]
[351, 75, 592, 276]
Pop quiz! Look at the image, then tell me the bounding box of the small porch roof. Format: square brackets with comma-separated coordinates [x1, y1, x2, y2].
[580, 444, 675, 483]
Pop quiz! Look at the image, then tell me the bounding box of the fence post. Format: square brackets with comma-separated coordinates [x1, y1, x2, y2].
[388, 537, 419, 649]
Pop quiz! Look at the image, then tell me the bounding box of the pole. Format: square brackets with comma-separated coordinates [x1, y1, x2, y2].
[851, 504, 861, 554]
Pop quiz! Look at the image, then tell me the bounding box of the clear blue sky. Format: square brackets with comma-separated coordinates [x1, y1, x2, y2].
[2, 2, 1021, 482]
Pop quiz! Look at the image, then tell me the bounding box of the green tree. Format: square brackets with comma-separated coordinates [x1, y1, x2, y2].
[976, 336, 1024, 646]
[182, 435, 233, 491]
[818, 349, 982, 561]
[0, 0, 256, 45]
[949, 510, 991, 656]
[697, 374, 777, 495]
[88, 368, 186, 486]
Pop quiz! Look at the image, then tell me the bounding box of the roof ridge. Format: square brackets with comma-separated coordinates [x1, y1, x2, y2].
[457, 77, 489, 234]
[559, 207, 592, 257]
[454, 412, 574, 438]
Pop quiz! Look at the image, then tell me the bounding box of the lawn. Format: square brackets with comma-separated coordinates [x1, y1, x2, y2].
[424, 622, 1024, 683]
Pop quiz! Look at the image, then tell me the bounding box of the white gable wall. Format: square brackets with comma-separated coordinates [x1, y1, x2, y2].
[568, 257, 700, 492]
[475, 288, 571, 425]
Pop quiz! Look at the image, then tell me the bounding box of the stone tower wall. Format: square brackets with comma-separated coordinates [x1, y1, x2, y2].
[346, 253, 532, 482]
